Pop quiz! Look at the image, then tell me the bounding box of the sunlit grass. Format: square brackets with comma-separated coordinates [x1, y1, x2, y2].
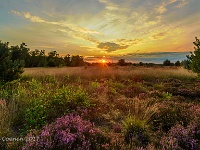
[23, 66, 196, 81]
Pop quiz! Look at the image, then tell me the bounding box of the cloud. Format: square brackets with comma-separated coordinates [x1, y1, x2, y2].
[10, 10, 100, 43]
[155, 2, 168, 14]
[155, 0, 189, 14]
[99, 0, 120, 11]
[176, 0, 189, 8]
[150, 27, 184, 40]
[151, 32, 168, 40]
[117, 38, 143, 46]
[97, 42, 128, 52]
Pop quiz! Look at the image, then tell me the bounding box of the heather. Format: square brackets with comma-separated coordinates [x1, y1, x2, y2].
[1, 66, 200, 150]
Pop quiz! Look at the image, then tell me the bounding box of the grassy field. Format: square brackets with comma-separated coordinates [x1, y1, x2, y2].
[1, 66, 200, 149]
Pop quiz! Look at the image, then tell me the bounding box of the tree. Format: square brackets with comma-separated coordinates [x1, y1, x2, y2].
[118, 59, 126, 66]
[175, 60, 181, 66]
[163, 59, 171, 66]
[186, 37, 200, 74]
[64, 54, 71, 66]
[181, 60, 191, 70]
[0, 41, 24, 82]
[70, 55, 85, 67]
[11, 42, 31, 67]
[29, 49, 47, 67]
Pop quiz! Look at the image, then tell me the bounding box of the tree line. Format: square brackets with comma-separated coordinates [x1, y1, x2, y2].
[0, 41, 85, 81]
[1, 37, 200, 82]
[117, 58, 183, 67]
[0, 41, 85, 68]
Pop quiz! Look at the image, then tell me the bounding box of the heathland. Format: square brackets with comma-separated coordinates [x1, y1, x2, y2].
[1, 66, 200, 150]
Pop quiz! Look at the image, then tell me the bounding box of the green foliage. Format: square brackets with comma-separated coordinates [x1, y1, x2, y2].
[90, 81, 100, 91]
[24, 99, 47, 131]
[181, 59, 191, 70]
[122, 116, 150, 148]
[0, 41, 24, 82]
[186, 37, 200, 75]
[162, 92, 172, 100]
[0, 78, 91, 135]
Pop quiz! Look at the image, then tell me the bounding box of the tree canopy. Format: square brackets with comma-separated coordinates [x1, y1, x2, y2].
[186, 37, 200, 74]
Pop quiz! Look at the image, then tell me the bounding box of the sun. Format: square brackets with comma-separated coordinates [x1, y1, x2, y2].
[101, 59, 106, 63]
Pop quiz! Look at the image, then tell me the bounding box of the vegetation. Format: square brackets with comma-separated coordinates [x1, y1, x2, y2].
[1, 39, 200, 149]
[186, 37, 200, 75]
[0, 41, 24, 82]
[163, 59, 171, 66]
[0, 65, 200, 150]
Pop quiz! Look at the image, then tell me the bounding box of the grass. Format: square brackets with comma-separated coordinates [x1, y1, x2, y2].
[1, 66, 200, 149]
[24, 66, 196, 82]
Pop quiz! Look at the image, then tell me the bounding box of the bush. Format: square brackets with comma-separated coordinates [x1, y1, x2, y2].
[122, 116, 150, 148]
[160, 122, 200, 150]
[22, 114, 108, 150]
[7, 79, 91, 134]
[151, 102, 195, 132]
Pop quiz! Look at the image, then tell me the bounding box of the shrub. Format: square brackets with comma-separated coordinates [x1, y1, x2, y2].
[122, 116, 150, 149]
[22, 114, 108, 150]
[7, 79, 91, 134]
[151, 102, 195, 132]
[160, 122, 200, 150]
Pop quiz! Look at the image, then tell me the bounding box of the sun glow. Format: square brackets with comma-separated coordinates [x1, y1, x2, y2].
[101, 59, 106, 63]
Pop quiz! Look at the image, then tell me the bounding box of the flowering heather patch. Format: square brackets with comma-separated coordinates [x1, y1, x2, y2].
[160, 122, 200, 150]
[22, 114, 108, 150]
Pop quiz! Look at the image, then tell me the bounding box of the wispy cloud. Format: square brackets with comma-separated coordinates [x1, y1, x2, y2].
[155, 2, 168, 14]
[155, 0, 190, 14]
[11, 10, 101, 44]
[150, 27, 184, 40]
[99, 0, 123, 11]
[176, 0, 189, 8]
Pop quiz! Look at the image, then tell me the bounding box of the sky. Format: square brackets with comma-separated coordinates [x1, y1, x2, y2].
[0, 0, 200, 63]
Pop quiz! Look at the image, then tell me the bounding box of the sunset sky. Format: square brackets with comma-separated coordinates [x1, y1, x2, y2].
[0, 0, 200, 63]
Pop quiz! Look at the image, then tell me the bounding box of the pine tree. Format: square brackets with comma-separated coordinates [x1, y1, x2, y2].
[186, 37, 200, 75]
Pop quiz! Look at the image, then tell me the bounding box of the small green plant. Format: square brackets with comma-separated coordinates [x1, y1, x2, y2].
[90, 81, 100, 91]
[122, 116, 150, 149]
[24, 99, 47, 131]
[162, 92, 172, 100]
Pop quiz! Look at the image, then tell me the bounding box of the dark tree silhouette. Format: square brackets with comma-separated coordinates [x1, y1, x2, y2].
[163, 59, 171, 66]
[70, 55, 85, 67]
[118, 59, 126, 66]
[0, 41, 24, 82]
[175, 60, 181, 66]
[186, 37, 200, 75]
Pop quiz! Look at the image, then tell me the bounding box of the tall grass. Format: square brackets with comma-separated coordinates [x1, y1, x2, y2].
[24, 66, 196, 82]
